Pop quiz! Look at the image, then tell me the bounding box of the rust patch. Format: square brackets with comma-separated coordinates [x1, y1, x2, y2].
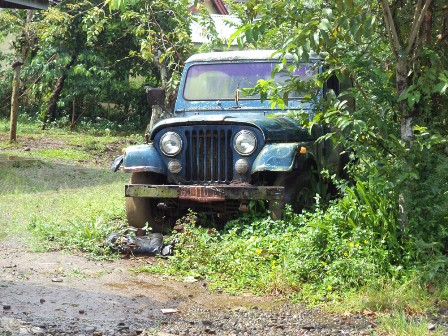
[179, 186, 225, 202]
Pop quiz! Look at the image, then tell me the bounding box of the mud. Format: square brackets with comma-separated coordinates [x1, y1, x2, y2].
[0, 237, 380, 336]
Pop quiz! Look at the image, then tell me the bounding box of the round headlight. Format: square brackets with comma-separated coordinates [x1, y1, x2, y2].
[160, 131, 182, 157]
[168, 159, 182, 173]
[234, 130, 257, 156]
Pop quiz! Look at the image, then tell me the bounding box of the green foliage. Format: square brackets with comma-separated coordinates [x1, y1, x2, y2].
[228, 0, 448, 284]
[29, 208, 125, 257]
[147, 178, 400, 297]
[0, 0, 197, 128]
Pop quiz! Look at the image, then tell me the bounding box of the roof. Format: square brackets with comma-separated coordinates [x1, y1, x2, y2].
[185, 50, 321, 63]
[0, 0, 48, 9]
[191, 14, 240, 45]
[189, 0, 228, 15]
[211, 0, 228, 15]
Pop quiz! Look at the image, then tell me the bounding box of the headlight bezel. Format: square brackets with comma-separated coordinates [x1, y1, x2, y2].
[159, 131, 183, 157]
[233, 130, 257, 156]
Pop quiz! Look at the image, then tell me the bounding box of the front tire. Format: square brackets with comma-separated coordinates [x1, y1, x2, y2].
[269, 170, 316, 220]
[125, 172, 170, 233]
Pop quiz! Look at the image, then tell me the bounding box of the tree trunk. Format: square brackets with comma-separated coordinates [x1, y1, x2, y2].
[396, 58, 414, 146]
[9, 10, 33, 142]
[146, 54, 171, 132]
[71, 98, 76, 130]
[9, 59, 23, 142]
[42, 54, 77, 129]
[47, 75, 68, 122]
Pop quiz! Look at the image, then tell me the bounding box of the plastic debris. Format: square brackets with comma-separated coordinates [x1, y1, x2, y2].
[106, 232, 163, 255]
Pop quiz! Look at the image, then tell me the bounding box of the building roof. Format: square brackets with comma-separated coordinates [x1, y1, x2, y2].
[189, 0, 228, 15]
[191, 14, 240, 45]
[211, 0, 227, 15]
[0, 0, 48, 9]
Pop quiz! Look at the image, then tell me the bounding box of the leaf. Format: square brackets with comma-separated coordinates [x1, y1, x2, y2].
[349, 20, 361, 38]
[322, 8, 332, 16]
[252, 26, 259, 41]
[303, 38, 311, 53]
[318, 19, 332, 32]
[237, 36, 244, 49]
[245, 28, 253, 43]
[312, 31, 320, 48]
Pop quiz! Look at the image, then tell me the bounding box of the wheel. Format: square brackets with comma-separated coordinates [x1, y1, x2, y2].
[125, 172, 170, 233]
[269, 170, 316, 220]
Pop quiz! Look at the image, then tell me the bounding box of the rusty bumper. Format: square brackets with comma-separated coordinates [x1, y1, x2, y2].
[125, 184, 284, 203]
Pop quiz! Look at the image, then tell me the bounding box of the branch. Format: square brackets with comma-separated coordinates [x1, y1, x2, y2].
[381, 0, 401, 60]
[351, 75, 369, 101]
[406, 0, 433, 53]
[146, 4, 184, 64]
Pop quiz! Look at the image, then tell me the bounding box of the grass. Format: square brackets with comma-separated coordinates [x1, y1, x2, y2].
[375, 312, 445, 336]
[0, 118, 132, 257]
[0, 161, 128, 256]
[0, 117, 143, 166]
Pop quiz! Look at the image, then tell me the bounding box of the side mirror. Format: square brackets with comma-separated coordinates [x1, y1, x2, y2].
[146, 87, 166, 107]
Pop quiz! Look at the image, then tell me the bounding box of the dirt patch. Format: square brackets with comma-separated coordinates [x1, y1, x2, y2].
[0, 133, 128, 167]
[0, 134, 66, 151]
[0, 237, 378, 336]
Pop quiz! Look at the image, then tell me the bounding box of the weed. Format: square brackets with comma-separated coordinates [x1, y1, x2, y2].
[66, 269, 88, 279]
[375, 311, 445, 336]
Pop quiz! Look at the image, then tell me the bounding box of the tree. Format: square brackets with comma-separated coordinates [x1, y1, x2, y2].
[0, 9, 36, 141]
[230, 0, 447, 265]
[0, 1, 162, 130]
[105, 0, 195, 128]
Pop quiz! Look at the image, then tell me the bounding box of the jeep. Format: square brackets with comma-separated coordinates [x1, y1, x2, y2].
[112, 50, 346, 232]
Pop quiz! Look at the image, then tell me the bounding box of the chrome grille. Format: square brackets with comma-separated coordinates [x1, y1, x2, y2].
[185, 127, 233, 183]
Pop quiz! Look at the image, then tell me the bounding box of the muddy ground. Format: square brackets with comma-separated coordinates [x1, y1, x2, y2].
[0, 237, 378, 336]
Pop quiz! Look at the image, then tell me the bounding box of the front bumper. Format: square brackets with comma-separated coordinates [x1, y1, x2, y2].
[125, 184, 284, 203]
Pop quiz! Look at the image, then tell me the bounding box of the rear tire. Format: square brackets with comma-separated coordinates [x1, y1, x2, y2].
[125, 172, 170, 233]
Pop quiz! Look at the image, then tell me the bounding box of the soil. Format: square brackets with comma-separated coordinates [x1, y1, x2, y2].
[0, 133, 129, 167]
[0, 133, 375, 335]
[1, 236, 378, 336]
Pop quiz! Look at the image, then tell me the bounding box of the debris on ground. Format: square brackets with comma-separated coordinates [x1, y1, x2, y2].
[161, 308, 178, 315]
[106, 232, 164, 255]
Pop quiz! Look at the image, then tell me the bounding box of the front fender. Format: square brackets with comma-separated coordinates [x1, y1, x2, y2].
[251, 143, 309, 174]
[123, 144, 167, 175]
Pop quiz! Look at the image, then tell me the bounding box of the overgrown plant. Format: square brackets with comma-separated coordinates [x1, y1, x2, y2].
[146, 180, 400, 298]
[228, 0, 448, 282]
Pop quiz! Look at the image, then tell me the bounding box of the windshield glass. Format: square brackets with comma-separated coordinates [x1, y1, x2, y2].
[183, 62, 317, 101]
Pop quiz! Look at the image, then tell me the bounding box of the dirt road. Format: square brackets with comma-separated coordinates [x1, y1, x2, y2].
[0, 238, 376, 336]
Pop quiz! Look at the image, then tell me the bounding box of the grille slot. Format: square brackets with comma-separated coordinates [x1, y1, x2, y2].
[185, 127, 233, 183]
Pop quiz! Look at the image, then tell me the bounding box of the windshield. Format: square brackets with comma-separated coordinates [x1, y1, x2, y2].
[183, 62, 317, 101]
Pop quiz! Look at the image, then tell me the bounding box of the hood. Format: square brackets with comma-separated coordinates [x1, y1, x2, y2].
[149, 114, 313, 142]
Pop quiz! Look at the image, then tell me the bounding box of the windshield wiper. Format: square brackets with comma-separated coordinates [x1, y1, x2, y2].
[230, 85, 241, 109]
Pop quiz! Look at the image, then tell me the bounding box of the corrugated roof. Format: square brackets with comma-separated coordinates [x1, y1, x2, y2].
[211, 0, 228, 15]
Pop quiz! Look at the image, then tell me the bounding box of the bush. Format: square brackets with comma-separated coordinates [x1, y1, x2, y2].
[152, 178, 401, 297]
